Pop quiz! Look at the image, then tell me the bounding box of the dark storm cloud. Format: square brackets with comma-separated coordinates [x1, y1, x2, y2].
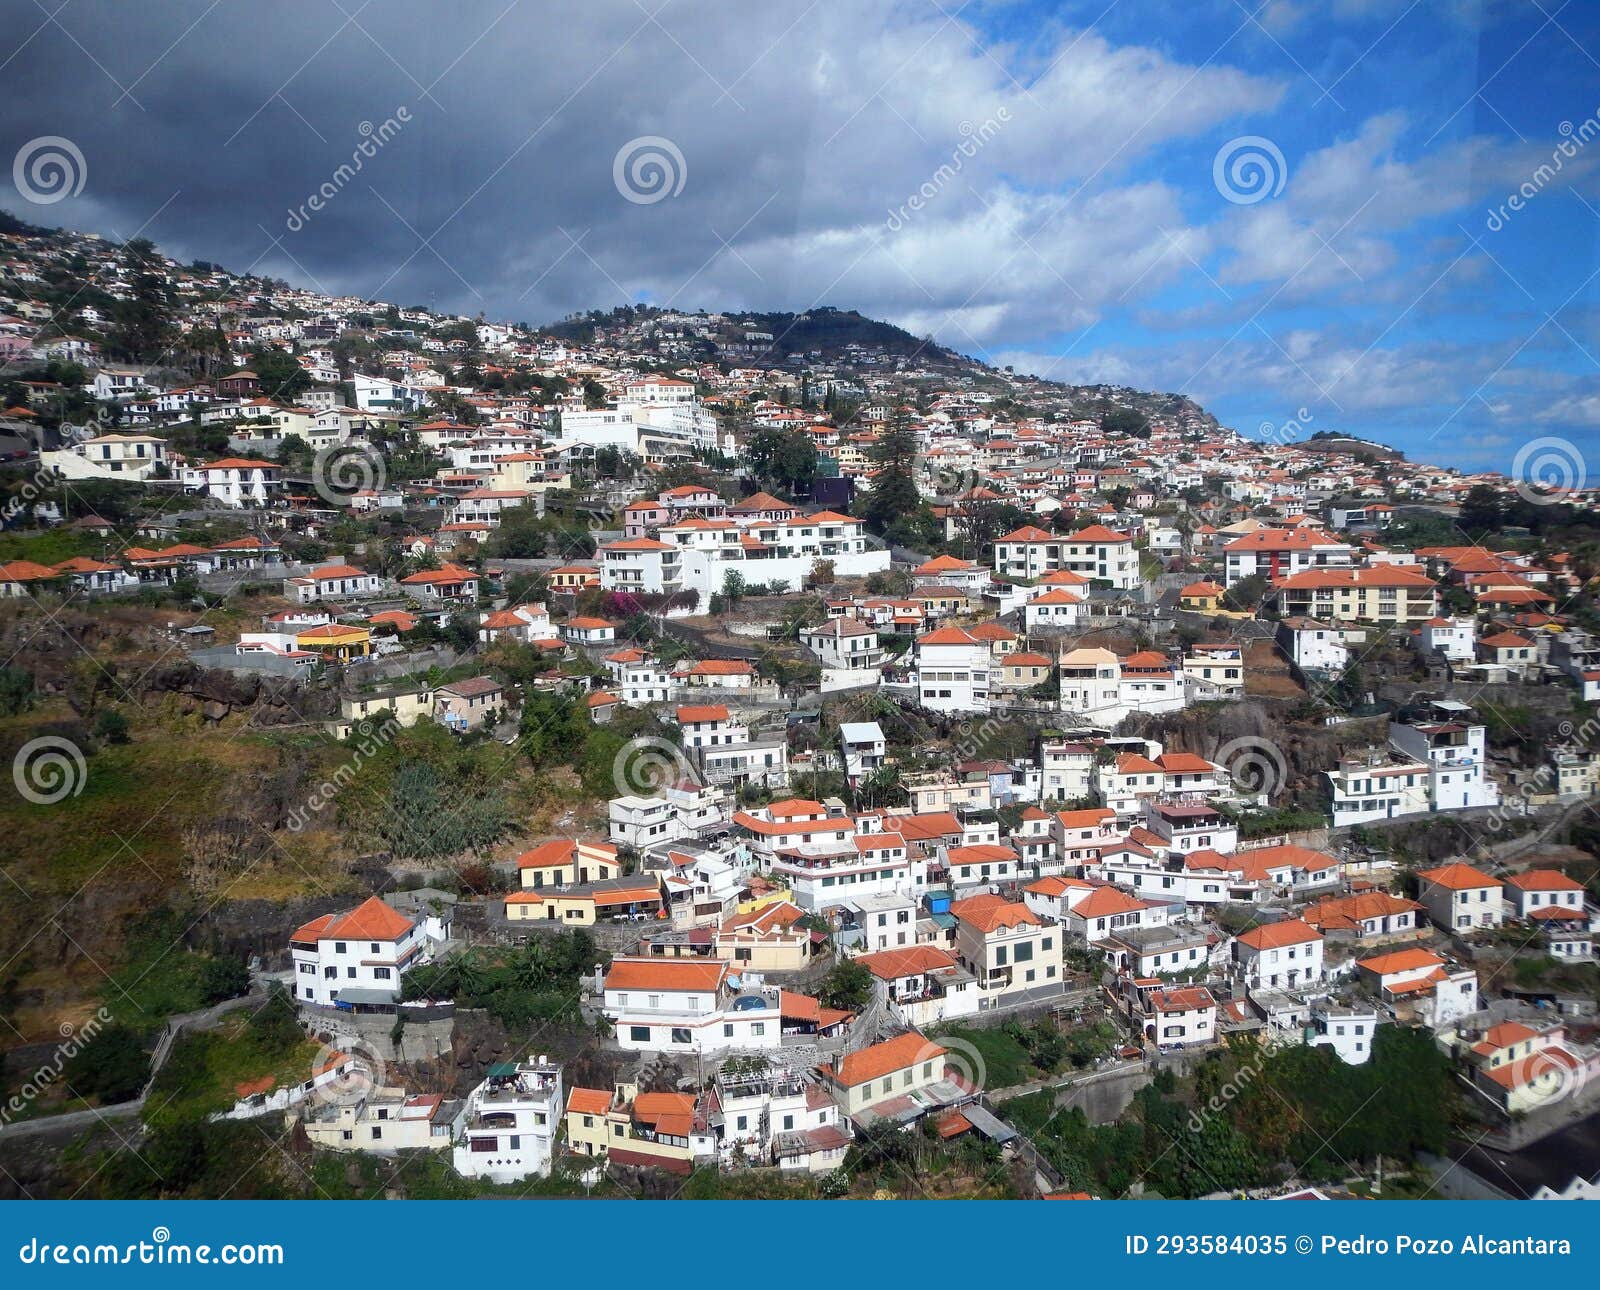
[0, 0, 841, 318]
[0, 0, 1280, 336]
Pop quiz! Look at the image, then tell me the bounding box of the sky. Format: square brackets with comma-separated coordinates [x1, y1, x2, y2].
[2, 0, 1598, 476]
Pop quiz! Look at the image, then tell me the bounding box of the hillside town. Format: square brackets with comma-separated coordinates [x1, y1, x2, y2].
[1, 215, 1598, 1203]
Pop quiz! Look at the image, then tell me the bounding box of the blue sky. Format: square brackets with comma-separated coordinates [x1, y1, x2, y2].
[3, 0, 1597, 475]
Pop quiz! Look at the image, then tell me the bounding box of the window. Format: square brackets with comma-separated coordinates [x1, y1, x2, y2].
[629, 1026, 650, 1043]
[373, 967, 391, 980]
[671, 1027, 691, 1045]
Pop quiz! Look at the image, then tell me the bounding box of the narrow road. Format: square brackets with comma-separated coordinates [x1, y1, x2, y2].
[0, 990, 269, 1144]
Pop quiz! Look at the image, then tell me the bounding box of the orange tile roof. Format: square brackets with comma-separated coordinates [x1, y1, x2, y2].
[604, 957, 728, 993]
[1236, 919, 1321, 951]
[1356, 947, 1444, 975]
[1417, 862, 1501, 891]
[1504, 869, 1584, 892]
[855, 945, 959, 980]
[949, 893, 1040, 932]
[567, 1087, 612, 1116]
[822, 1031, 945, 1088]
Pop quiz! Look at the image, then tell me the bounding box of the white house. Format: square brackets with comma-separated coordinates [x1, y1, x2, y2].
[602, 957, 782, 1055]
[1415, 862, 1504, 931]
[289, 896, 441, 1006]
[451, 1055, 564, 1183]
[914, 626, 991, 713]
[1233, 920, 1325, 991]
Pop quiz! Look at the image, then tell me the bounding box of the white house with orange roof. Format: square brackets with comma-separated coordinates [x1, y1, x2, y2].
[288, 895, 443, 1006]
[815, 1031, 953, 1120]
[1355, 946, 1480, 1026]
[192, 456, 282, 507]
[1221, 527, 1352, 586]
[1503, 869, 1589, 920]
[1138, 984, 1217, 1048]
[1022, 585, 1085, 631]
[285, 562, 384, 603]
[1233, 919, 1324, 991]
[854, 945, 981, 1026]
[993, 523, 1139, 588]
[1454, 1018, 1591, 1115]
[913, 553, 992, 594]
[1416, 616, 1476, 662]
[1416, 862, 1504, 931]
[601, 957, 782, 1054]
[478, 602, 555, 646]
[400, 563, 479, 604]
[914, 625, 991, 713]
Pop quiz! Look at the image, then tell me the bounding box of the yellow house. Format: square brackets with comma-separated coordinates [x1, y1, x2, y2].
[564, 1082, 700, 1175]
[514, 838, 621, 890]
[815, 1031, 948, 1118]
[714, 900, 823, 972]
[546, 564, 599, 593]
[504, 877, 662, 924]
[296, 622, 373, 661]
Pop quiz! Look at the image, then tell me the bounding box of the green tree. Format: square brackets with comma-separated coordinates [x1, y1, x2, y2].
[818, 960, 874, 1012]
